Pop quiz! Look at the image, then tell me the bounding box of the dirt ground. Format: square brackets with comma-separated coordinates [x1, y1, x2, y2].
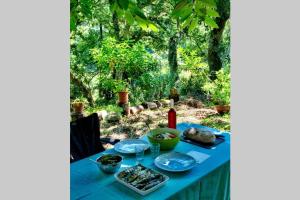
[100, 101, 227, 149]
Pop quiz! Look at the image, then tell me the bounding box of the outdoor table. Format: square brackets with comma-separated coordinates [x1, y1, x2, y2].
[71, 123, 230, 200]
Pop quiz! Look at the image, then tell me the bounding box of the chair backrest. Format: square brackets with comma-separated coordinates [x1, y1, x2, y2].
[70, 113, 105, 162]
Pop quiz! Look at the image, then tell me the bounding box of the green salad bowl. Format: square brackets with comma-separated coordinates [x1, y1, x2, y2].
[147, 128, 180, 150]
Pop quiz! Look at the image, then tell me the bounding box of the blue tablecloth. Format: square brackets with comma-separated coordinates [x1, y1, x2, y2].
[71, 123, 230, 200]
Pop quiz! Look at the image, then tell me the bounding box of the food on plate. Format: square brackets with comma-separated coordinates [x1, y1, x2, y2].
[154, 132, 177, 140]
[183, 128, 216, 144]
[117, 164, 166, 191]
[97, 154, 122, 166]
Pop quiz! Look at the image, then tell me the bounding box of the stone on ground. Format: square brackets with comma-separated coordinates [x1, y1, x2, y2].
[161, 99, 170, 107]
[153, 100, 162, 108]
[130, 106, 139, 115]
[187, 98, 204, 108]
[98, 110, 108, 121]
[137, 105, 144, 112]
[143, 102, 158, 110]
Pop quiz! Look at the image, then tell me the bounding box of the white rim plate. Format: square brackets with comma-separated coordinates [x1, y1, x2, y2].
[154, 152, 197, 172]
[114, 139, 150, 154]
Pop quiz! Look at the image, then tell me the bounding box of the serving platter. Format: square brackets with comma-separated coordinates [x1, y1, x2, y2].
[114, 139, 150, 154]
[180, 134, 225, 149]
[180, 127, 225, 149]
[114, 164, 169, 196]
[154, 152, 197, 172]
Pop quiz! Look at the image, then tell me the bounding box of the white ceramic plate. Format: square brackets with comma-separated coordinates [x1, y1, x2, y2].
[114, 139, 150, 154]
[154, 152, 197, 172]
[114, 165, 169, 196]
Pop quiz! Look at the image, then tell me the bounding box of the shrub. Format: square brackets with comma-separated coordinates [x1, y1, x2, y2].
[91, 37, 162, 103]
[177, 47, 210, 96]
[202, 66, 230, 105]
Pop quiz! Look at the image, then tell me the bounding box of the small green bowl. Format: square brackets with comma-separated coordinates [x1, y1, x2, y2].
[147, 128, 180, 150]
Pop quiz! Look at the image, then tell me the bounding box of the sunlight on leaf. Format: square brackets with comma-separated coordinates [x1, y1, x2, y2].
[207, 9, 220, 18]
[205, 17, 219, 28]
[188, 18, 199, 32]
[125, 11, 134, 25]
[148, 23, 159, 32]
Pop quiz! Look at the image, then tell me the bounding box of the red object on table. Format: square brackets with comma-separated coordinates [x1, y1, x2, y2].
[168, 99, 176, 129]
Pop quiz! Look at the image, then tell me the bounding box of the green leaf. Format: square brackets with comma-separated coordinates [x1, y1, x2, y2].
[135, 16, 148, 30]
[179, 9, 193, 22]
[202, 0, 216, 8]
[70, 0, 78, 10]
[181, 14, 193, 29]
[172, 1, 192, 18]
[148, 23, 159, 32]
[195, 0, 204, 9]
[174, 0, 188, 11]
[205, 16, 219, 28]
[188, 18, 199, 32]
[70, 14, 76, 31]
[207, 9, 220, 17]
[132, 6, 147, 19]
[180, 6, 193, 20]
[110, 2, 118, 12]
[173, 5, 193, 22]
[125, 11, 134, 25]
[115, 7, 125, 17]
[117, 0, 129, 10]
[195, 1, 204, 16]
[80, 0, 92, 18]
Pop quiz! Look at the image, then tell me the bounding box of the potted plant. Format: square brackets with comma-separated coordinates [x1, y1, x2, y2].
[115, 81, 129, 106]
[214, 99, 230, 114]
[72, 97, 88, 114]
[202, 68, 230, 114]
[169, 87, 180, 102]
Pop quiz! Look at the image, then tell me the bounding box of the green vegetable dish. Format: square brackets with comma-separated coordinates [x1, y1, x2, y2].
[97, 154, 122, 165]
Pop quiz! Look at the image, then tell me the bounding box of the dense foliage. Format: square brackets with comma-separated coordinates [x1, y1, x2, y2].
[70, 0, 231, 112]
[202, 65, 230, 105]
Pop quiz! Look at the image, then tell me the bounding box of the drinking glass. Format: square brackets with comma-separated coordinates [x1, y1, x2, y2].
[135, 145, 145, 163]
[150, 143, 160, 159]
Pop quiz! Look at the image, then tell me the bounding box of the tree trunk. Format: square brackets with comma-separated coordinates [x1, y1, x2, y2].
[208, 20, 227, 79]
[207, 0, 230, 80]
[70, 72, 95, 107]
[168, 35, 178, 87]
[112, 12, 120, 40]
[99, 23, 103, 40]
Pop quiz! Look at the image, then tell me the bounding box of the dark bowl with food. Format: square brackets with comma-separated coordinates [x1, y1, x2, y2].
[96, 154, 123, 174]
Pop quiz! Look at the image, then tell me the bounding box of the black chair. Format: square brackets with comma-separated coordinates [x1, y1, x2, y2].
[70, 113, 119, 163]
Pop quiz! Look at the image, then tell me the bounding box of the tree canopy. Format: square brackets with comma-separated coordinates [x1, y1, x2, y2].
[70, 0, 230, 109]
